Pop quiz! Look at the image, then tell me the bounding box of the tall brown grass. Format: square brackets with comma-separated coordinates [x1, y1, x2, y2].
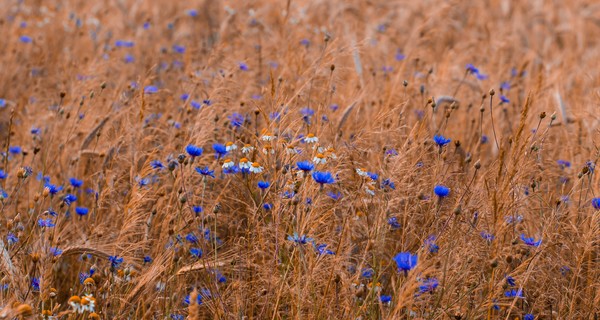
[1, 0, 600, 319]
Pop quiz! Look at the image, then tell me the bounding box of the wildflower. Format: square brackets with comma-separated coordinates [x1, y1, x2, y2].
[224, 164, 240, 175]
[325, 147, 337, 159]
[190, 100, 202, 109]
[304, 133, 318, 144]
[7, 233, 18, 245]
[380, 295, 392, 304]
[186, 144, 203, 158]
[144, 85, 159, 94]
[313, 153, 327, 164]
[365, 184, 376, 196]
[31, 277, 40, 291]
[393, 252, 418, 272]
[297, 161, 315, 172]
[356, 168, 369, 177]
[315, 243, 334, 255]
[235, 158, 250, 170]
[249, 162, 264, 174]
[38, 218, 55, 228]
[63, 194, 77, 206]
[109, 255, 124, 269]
[419, 278, 439, 294]
[387, 217, 401, 229]
[9, 146, 22, 155]
[258, 181, 270, 189]
[327, 191, 342, 200]
[425, 235, 439, 253]
[81, 295, 95, 312]
[150, 160, 164, 170]
[115, 40, 134, 47]
[228, 113, 245, 128]
[69, 296, 81, 313]
[0, 189, 7, 200]
[520, 234, 542, 247]
[222, 159, 235, 170]
[312, 171, 335, 185]
[241, 144, 254, 154]
[239, 62, 249, 71]
[505, 275, 516, 287]
[0, 170, 6, 180]
[557, 159, 571, 169]
[190, 248, 203, 258]
[192, 206, 203, 215]
[504, 288, 524, 298]
[136, 176, 150, 187]
[381, 178, 396, 190]
[262, 144, 274, 155]
[286, 145, 299, 155]
[592, 198, 600, 210]
[465, 63, 488, 80]
[44, 183, 63, 196]
[361, 268, 374, 279]
[50, 247, 63, 256]
[261, 130, 275, 141]
[386, 148, 399, 156]
[524, 314, 534, 320]
[586, 161, 595, 173]
[433, 135, 451, 147]
[500, 95, 510, 104]
[186, 233, 199, 243]
[195, 166, 215, 178]
[213, 143, 228, 158]
[225, 141, 237, 152]
[480, 231, 495, 242]
[19, 35, 32, 43]
[434, 185, 450, 197]
[75, 207, 89, 216]
[70, 177, 83, 188]
[287, 233, 312, 244]
[172, 44, 185, 54]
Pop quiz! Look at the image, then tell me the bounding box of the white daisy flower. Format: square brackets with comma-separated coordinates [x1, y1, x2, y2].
[304, 133, 319, 144]
[313, 153, 327, 165]
[241, 144, 254, 154]
[249, 162, 264, 173]
[356, 168, 369, 177]
[239, 157, 251, 169]
[262, 144, 275, 155]
[286, 145, 299, 155]
[225, 141, 238, 152]
[222, 159, 234, 169]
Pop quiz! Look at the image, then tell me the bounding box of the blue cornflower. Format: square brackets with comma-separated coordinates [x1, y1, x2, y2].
[30, 127, 40, 135]
[300, 107, 315, 117]
[228, 112, 245, 128]
[592, 198, 600, 210]
[381, 178, 396, 190]
[115, 40, 134, 47]
[75, 207, 89, 216]
[223, 164, 240, 175]
[524, 314, 534, 320]
[520, 234, 542, 247]
[500, 81, 511, 91]
[171, 315, 185, 320]
[144, 86, 159, 94]
[195, 167, 215, 178]
[31, 277, 40, 291]
[186, 144, 203, 157]
[172, 45, 185, 54]
[136, 176, 150, 187]
[300, 38, 310, 47]
[258, 181, 270, 189]
[63, 194, 77, 206]
[45, 183, 63, 195]
[0, 189, 8, 199]
[191, 101, 202, 109]
[7, 233, 18, 245]
[297, 161, 315, 172]
[315, 243, 334, 255]
[8, 146, 22, 155]
[109, 255, 124, 268]
[263, 203, 273, 211]
[143, 256, 153, 264]
[312, 171, 335, 185]
[387, 217, 401, 229]
[192, 206, 203, 215]
[419, 278, 439, 294]
[0, 99, 5, 108]
[287, 233, 312, 245]
[393, 252, 418, 272]
[50, 247, 63, 256]
[213, 143, 228, 158]
[186, 9, 198, 17]
[38, 218, 55, 228]
[500, 95, 510, 104]
[367, 172, 379, 181]
[586, 161, 595, 173]
[433, 135, 451, 147]
[150, 160, 164, 170]
[481, 135, 488, 144]
[190, 248, 203, 258]
[270, 112, 281, 121]
[504, 288, 524, 298]
[386, 148, 399, 156]
[466, 64, 488, 80]
[380, 295, 392, 304]
[239, 62, 249, 71]
[19, 35, 32, 43]
[180, 93, 190, 101]
[506, 275, 516, 287]
[327, 191, 342, 200]
[480, 231, 495, 242]
[557, 159, 571, 169]
[186, 233, 199, 243]
[425, 235, 439, 253]
[361, 268, 374, 279]
[0, 170, 6, 180]
[124, 54, 135, 63]
[433, 185, 450, 197]
[69, 177, 83, 188]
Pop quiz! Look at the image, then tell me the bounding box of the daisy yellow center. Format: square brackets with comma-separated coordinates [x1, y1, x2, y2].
[316, 153, 325, 158]
[226, 141, 233, 146]
[252, 162, 261, 167]
[240, 158, 248, 163]
[307, 133, 315, 138]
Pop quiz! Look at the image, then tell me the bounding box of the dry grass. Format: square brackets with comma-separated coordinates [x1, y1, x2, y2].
[1, 0, 600, 319]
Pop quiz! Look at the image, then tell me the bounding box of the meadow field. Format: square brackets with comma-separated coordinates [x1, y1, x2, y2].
[1, 0, 600, 319]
